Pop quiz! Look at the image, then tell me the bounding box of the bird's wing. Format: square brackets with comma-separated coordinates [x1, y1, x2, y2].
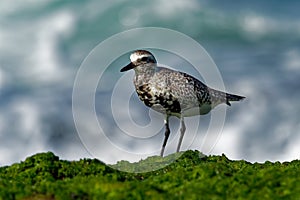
[153, 68, 210, 110]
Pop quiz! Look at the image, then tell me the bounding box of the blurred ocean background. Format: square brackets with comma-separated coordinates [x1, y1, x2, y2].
[1, 0, 300, 165]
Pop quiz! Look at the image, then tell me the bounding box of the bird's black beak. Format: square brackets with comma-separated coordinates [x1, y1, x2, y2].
[120, 62, 135, 72]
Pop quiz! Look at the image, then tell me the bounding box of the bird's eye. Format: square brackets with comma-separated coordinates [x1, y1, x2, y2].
[141, 57, 148, 61]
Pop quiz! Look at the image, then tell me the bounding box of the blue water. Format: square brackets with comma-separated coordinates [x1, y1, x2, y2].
[0, 0, 300, 165]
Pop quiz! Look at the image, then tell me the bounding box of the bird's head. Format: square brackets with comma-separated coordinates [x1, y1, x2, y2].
[120, 50, 157, 72]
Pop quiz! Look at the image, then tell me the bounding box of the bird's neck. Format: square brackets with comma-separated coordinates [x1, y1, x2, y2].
[133, 63, 156, 74]
[133, 63, 156, 86]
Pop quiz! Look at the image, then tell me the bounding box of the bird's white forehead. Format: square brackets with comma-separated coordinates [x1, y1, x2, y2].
[130, 52, 152, 62]
[130, 53, 144, 62]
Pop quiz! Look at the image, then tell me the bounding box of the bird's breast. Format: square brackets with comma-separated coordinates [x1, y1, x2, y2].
[135, 83, 181, 115]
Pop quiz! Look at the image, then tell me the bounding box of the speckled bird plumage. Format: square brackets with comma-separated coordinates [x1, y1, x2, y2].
[120, 50, 245, 156]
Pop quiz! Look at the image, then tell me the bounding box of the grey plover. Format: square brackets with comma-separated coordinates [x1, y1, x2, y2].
[120, 50, 245, 156]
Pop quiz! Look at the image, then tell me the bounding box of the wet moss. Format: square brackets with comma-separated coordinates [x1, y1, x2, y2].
[0, 150, 299, 200]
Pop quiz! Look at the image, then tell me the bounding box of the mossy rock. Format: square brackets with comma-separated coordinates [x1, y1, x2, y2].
[0, 150, 299, 200]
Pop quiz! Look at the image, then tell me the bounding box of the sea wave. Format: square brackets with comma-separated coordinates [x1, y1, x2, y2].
[0, 0, 299, 165]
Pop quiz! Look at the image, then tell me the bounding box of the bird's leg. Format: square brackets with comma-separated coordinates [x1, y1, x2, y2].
[160, 115, 170, 157]
[176, 117, 186, 153]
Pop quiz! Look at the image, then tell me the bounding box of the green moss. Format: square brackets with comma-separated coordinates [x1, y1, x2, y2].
[0, 150, 299, 200]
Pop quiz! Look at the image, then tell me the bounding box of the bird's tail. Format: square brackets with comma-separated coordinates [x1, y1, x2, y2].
[226, 93, 245, 106]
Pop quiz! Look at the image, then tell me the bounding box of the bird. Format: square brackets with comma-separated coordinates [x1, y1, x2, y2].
[120, 50, 245, 156]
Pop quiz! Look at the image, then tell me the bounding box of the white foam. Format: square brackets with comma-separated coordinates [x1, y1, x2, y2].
[285, 49, 300, 71]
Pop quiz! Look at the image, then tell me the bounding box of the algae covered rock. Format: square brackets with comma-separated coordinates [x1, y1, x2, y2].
[0, 151, 299, 200]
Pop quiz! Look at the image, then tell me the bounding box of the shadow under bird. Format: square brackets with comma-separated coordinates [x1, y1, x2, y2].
[120, 50, 245, 156]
